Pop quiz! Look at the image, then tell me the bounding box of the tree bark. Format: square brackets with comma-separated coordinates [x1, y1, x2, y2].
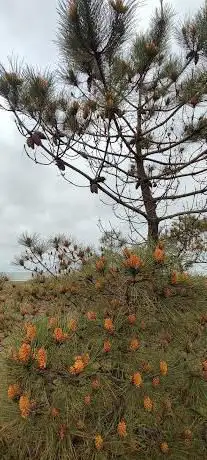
[135, 83, 159, 242]
[135, 156, 159, 241]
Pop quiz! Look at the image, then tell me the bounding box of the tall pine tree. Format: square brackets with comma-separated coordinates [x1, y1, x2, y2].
[0, 0, 207, 241]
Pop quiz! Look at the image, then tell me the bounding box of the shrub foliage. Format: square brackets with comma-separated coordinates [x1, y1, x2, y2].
[0, 247, 207, 459]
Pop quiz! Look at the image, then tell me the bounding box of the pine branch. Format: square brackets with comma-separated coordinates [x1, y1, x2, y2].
[57, 0, 138, 86]
[160, 208, 207, 222]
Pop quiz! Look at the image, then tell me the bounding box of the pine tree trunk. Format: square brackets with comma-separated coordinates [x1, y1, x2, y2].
[135, 83, 159, 242]
[147, 217, 159, 241]
[135, 156, 159, 241]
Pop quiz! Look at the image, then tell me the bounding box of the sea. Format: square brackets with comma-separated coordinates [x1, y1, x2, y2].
[1, 271, 32, 282]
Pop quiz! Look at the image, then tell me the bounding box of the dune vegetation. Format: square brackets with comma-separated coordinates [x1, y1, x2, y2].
[0, 243, 206, 459]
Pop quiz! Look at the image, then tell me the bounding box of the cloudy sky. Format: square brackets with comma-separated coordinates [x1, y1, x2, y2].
[0, 0, 203, 273]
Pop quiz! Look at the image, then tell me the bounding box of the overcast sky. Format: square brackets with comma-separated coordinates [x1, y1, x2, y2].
[0, 0, 203, 272]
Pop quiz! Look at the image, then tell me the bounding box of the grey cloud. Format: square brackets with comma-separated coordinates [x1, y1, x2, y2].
[0, 111, 116, 271]
[0, 0, 58, 67]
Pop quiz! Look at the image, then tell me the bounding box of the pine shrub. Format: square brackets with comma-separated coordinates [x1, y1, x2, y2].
[0, 247, 206, 459]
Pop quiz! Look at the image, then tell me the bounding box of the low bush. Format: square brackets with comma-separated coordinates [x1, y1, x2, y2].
[0, 246, 206, 459]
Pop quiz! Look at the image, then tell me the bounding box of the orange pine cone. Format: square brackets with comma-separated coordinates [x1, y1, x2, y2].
[69, 357, 85, 374]
[19, 395, 31, 418]
[8, 384, 21, 400]
[53, 327, 68, 342]
[53, 327, 63, 341]
[95, 256, 106, 272]
[129, 338, 140, 351]
[91, 378, 100, 389]
[104, 340, 111, 352]
[18, 343, 31, 363]
[104, 318, 114, 333]
[25, 323, 36, 342]
[117, 419, 127, 437]
[84, 394, 91, 405]
[51, 407, 60, 417]
[95, 280, 102, 290]
[144, 395, 153, 411]
[160, 442, 169, 454]
[37, 347, 47, 369]
[153, 245, 165, 263]
[95, 434, 103, 450]
[59, 424, 67, 440]
[128, 314, 136, 324]
[202, 360, 207, 371]
[171, 271, 178, 285]
[124, 254, 143, 270]
[86, 311, 97, 320]
[68, 319, 77, 332]
[152, 376, 160, 387]
[160, 360, 168, 376]
[131, 372, 142, 387]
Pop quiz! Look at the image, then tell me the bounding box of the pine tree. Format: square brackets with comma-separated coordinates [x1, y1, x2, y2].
[164, 214, 207, 268]
[0, 0, 207, 241]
